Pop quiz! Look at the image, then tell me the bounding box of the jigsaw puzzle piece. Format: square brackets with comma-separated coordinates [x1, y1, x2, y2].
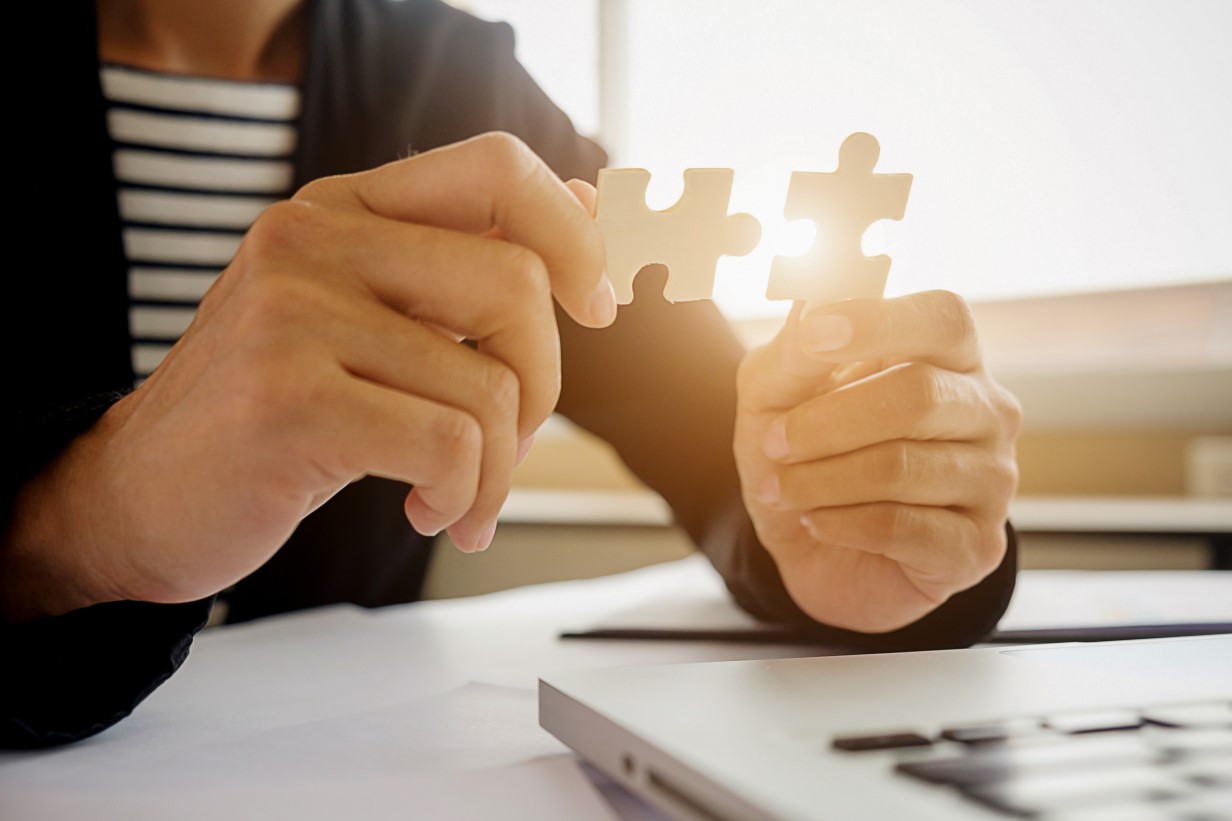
[766, 132, 912, 306]
[596, 167, 761, 304]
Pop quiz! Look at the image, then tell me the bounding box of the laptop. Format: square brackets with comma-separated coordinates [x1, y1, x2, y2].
[540, 634, 1232, 819]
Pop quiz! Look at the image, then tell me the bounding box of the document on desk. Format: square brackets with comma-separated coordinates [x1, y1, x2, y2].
[999, 570, 1232, 630]
[0, 683, 618, 820]
[568, 566, 1232, 643]
[4, 757, 617, 821]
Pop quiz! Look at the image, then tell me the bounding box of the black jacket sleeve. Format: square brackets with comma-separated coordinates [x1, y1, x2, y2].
[2, 393, 216, 748]
[435, 4, 1020, 651]
[1, 598, 213, 748]
[1, 4, 218, 748]
[555, 270, 1018, 652]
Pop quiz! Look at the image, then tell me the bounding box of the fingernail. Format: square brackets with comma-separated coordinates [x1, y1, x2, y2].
[802, 313, 853, 353]
[408, 499, 446, 537]
[413, 521, 445, 538]
[589, 276, 618, 325]
[476, 520, 498, 552]
[756, 474, 780, 505]
[800, 515, 820, 538]
[763, 418, 791, 460]
[515, 434, 536, 467]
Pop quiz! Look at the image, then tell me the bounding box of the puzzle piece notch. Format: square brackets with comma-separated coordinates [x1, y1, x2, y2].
[766, 132, 912, 306]
[596, 168, 761, 304]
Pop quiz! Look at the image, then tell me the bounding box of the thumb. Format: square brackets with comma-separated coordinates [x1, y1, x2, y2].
[738, 302, 840, 414]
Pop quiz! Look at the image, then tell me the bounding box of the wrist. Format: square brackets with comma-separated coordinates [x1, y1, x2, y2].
[1, 409, 128, 623]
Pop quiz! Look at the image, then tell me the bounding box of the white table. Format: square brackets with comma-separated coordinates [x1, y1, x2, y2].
[3, 557, 1231, 820]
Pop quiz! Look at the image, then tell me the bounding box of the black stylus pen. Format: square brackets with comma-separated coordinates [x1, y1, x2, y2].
[559, 623, 1232, 645]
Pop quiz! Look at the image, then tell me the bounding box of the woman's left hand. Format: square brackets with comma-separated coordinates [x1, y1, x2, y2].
[734, 290, 1022, 633]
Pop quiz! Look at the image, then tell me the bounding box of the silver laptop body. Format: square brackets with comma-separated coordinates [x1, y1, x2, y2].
[540, 635, 1232, 820]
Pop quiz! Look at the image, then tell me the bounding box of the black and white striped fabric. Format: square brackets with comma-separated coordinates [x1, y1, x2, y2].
[100, 64, 301, 382]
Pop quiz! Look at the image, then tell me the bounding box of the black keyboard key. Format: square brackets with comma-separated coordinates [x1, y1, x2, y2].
[1047, 710, 1143, 735]
[832, 731, 932, 752]
[896, 735, 1160, 787]
[1172, 754, 1232, 787]
[1144, 787, 1232, 821]
[1142, 703, 1232, 729]
[1039, 803, 1182, 820]
[962, 765, 1189, 816]
[1148, 728, 1232, 758]
[942, 718, 1045, 745]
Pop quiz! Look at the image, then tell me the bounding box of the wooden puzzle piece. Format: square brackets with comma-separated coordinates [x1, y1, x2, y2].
[767, 132, 912, 305]
[596, 168, 761, 304]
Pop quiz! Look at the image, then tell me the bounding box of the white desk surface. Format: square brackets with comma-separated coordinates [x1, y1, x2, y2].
[3, 557, 1230, 820]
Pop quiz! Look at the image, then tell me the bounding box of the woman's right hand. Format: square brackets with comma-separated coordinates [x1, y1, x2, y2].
[1, 132, 614, 620]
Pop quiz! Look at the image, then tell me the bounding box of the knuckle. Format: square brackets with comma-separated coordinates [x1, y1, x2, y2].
[434, 408, 482, 463]
[877, 441, 913, 488]
[476, 131, 536, 182]
[880, 504, 912, 546]
[482, 360, 521, 421]
[503, 245, 550, 298]
[291, 177, 334, 204]
[995, 387, 1025, 439]
[900, 362, 944, 423]
[242, 200, 318, 261]
[993, 456, 1020, 499]
[931, 289, 978, 348]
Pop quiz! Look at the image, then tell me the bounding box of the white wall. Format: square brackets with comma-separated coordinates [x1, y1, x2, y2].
[620, 1, 1232, 316]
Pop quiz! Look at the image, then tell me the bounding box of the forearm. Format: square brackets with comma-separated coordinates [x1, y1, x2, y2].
[2, 395, 130, 623]
[1, 492, 104, 623]
[2, 394, 214, 747]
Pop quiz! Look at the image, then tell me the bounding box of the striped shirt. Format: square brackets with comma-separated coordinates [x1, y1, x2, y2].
[100, 64, 301, 383]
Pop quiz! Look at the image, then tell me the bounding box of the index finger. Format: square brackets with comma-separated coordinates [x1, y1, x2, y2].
[799, 290, 982, 373]
[325, 132, 615, 328]
[739, 291, 983, 416]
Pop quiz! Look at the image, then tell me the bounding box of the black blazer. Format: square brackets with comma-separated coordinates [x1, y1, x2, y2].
[2, 0, 1016, 746]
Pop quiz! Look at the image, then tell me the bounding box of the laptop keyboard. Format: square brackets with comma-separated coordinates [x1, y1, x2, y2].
[831, 701, 1232, 819]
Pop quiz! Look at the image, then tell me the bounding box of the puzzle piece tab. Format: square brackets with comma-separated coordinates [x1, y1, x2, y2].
[767, 133, 912, 305]
[596, 168, 761, 304]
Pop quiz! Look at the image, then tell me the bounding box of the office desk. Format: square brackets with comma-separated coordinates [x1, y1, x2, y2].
[3, 557, 1231, 820]
[1008, 496, 1232, 569]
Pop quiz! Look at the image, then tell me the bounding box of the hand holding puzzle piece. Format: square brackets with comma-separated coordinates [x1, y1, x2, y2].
[595, 168, 761, 304]
[595, 132, 912, 307]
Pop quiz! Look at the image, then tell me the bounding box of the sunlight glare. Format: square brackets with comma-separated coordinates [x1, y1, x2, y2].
[712, 159, 817, 318]
[861, 220, 894, 258]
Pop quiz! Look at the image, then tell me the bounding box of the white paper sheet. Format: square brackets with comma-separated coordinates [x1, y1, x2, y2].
[2, 683, 565, 792]
[1, 683, 616, 820]
[3, 756, 616, 821]
[999, 571, 1232, 630]
[575, 562, 1232, 634]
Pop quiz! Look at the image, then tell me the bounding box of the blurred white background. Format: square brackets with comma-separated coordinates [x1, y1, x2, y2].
[468, 0, 1232, 318]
